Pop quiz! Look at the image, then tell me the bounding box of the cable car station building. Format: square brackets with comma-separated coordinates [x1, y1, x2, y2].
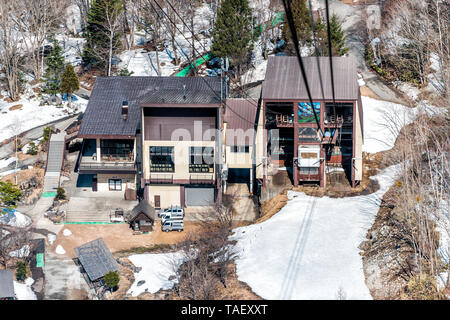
[260, 56, 363, 188]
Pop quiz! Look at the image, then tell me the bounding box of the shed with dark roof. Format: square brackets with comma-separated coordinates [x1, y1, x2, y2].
[224, 99, 259, 146]
[262, 56, 359, 101]
[129, 201, 156, 232]
[0, 270, 15, 299]
[74, 238, 119, 282]
[78, 76, 222, 139]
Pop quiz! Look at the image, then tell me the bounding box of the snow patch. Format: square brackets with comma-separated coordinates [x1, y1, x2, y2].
[55, 245, 66, 255]
[47, 234, 56, 245]
[9, 245, 30, 258]
[63, 229, 72, 237]
[127, 251, 187, 297]
[13, 277, 37, 300]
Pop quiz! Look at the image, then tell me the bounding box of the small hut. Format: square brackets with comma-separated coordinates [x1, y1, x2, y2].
[128, 201, 156, 232]
[74, 238, 119, 290]
[0, 270, 15, 300]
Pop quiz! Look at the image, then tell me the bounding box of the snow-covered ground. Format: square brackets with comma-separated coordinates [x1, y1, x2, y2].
[231, 164, 401, 300]
[361, 96, 440, 154]
[0, 91, 88, 142]
[127, 251, 186, 297]
[13, 277, 37, 300]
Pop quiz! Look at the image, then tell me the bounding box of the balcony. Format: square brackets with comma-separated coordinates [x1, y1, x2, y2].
[79, 155, 136, 173]
[190, 173, 214, 185]
[149, 173, 173, 184]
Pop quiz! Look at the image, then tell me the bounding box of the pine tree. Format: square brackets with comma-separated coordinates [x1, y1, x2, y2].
[82, 0, 123, 75]
[282, 0, 312, 53]
[211, 0, 254, 78]
[60, 64, 79, 109]
[327, 14, 348, 56]
[43, 39, 65, 94]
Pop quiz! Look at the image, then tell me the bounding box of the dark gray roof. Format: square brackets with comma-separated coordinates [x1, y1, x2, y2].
[0, 270, 14, 298]
[262, 56, 359, 101]
[74, 238, 119, 281]
[224, 99, 258, 145]
[79, 76, 222, 137]
[129, 201, 156, 222]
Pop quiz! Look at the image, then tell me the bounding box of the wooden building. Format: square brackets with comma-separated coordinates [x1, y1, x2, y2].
[128, 201, 156, 232]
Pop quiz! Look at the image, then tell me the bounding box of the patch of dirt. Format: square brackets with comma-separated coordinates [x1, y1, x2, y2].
[360, 85, 384, 100]
[9, 104, 23, 111]
[52, 222, 202, 259]
[257, 190, 288, 223]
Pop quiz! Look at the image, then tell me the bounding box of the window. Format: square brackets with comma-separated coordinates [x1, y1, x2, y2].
[298, 128, 320, 142]
[109, 179, 122, 191]
[101, 139, 134, 161]
[189, 147, 214, 173]
[299, 167, 319, 175]
[150, 146, 174, 172]
[231, 145, 250, 153]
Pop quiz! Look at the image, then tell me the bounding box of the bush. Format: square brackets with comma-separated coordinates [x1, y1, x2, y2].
[16, 261, 27, 281]
[104, 271, 120, 291]
[14, 138, 23, 152]
[26, 141, 38, 155]
[403, 274, 445, 300]
[55, 187, 66, 200]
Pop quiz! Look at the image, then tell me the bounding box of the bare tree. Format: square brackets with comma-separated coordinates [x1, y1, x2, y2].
[0, 227, 31, 269]
[13, 0, 68, 80]
[0, 0, 21, 101]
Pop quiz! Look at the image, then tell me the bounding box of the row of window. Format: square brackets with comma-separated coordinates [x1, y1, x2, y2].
[149, 146, 216, 173]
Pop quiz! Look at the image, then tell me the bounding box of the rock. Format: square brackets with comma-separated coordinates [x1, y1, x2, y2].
[370, 231, 378, 242]
[137, 280, 145, 287]
[380, 225, 389, 237]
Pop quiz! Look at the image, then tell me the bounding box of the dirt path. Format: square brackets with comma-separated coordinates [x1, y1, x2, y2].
[51, 222, 202, 259]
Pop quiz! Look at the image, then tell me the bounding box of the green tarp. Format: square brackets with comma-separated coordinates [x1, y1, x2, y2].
[36, 253, 44, 268]
[41, 192, 57, 198]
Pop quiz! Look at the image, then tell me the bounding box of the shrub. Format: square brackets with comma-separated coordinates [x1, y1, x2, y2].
[0, 181, 22, 208]
[55, 187, 66, 200]
[104, 271, 120, 291]
[16, 261, 27, 281]
[42, 126, 51, 144]
[26, 141, 38, 155]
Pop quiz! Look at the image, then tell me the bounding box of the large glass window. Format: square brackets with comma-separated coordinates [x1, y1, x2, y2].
[150, 146, 174, 172]
[100, 139, 134, 161]
[189, 147, 214, 173]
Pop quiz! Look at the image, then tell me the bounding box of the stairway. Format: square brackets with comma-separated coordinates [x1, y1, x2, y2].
[43, 133, 66, 192]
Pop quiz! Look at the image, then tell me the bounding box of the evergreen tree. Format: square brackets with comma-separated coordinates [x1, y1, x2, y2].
[43, 39, 65, 94]
[104, 271, 120, 291]
[328, 14, 348, 56]
[282, 0, 311, 53]
[0, 181, 22, 208]
[60, 64, 79, 109]
[211, 0, 254, 78]
[82, 0, 123, 74]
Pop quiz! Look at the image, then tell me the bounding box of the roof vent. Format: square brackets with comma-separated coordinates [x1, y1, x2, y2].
[122, 100, 128, 120]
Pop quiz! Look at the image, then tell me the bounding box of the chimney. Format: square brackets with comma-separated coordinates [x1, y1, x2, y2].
[121, 100, 128, 120]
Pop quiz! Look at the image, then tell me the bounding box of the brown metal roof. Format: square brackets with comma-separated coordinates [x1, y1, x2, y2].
[262, 56, 359, 101]
[224, 99, 258, 145]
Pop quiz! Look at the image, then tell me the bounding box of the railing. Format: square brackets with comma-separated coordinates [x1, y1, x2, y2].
[325, 114, 352, 126]
[275, 114, 294, 127]
[190, 173, 214, 184]
[149, 173, 173, 184]
[99, 153, 134, 162]
[79, 157, 136, 172]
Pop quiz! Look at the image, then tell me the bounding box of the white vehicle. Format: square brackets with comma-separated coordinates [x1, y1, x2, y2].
[161, 219, 184, 232]
[158, 205, 184, 219]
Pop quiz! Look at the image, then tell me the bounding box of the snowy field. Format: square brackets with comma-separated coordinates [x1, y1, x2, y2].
[127, 251, 186, 297]
[361, 96, 440, 154]
[230, 164, 401, 300]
